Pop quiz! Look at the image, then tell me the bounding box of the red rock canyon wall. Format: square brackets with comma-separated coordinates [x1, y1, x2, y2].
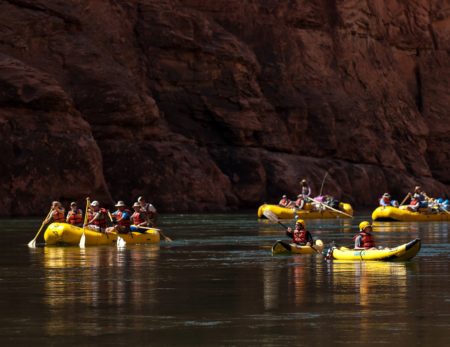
[0, 0, 449, 215]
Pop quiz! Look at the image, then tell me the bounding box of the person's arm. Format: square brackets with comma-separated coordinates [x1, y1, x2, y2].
[87, 212, 99, 225]
[286, 228, 293, 239]
[306, 186, 311, 197]
[354, 235, 363, 249]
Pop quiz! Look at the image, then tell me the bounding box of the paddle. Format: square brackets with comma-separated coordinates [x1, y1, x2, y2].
[117, 236, 126, 248]
[306, 197, 353, 218]
[132, 225, 172, 242]
[263, 210, 321, 254]
[27, 208, 53, 248]
[319, 171, 329, 197]
[399, 193, 411, 206]
[79, 198, 90, 248]
[423, 193, 450, 216]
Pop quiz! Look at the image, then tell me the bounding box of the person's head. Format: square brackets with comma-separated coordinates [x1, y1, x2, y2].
[90, 200, 100, 211]
[297, 194, 303, 200]
[133, 202, 141, 211]
[295, 219, 305, 230]
[115, 200, 126, 211]
[70, 202, 77, 210]
[282, 195, 287, 199]
[138, 196, 146, 205]
[359, 221, 372, 233]
[414, 186, 421, 193]
[52, 201, 61, 209]
[382, 193, 390, 200]
[301, 179, 307, 186]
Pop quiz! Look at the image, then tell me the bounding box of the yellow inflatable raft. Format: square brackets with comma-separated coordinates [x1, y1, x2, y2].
[372, 206, 450, 222]
[328, 239, 421, 261]
[44, 223, 160, 246]
[258, 203, 353, 219]
[272, 239, 323, 255]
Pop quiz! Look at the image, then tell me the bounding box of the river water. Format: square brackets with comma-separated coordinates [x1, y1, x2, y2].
[0, 214, 449, 346]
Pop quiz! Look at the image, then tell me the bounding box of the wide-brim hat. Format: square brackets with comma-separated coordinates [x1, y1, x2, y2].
[115, 201, 126, 207]
[383, 193, 390, 198]
[132, 202, 141, 208]
[91, 200, 99, 207]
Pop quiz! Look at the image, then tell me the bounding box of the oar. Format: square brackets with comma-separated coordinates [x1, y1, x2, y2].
[27, 208, 53, 248]
[263, 210, 321, 254]
[132, 225, 172, 242]
[306, 197, 353, 218]
[399, 193, 411, 206]
[79, 198, 90, 248]
[319, 171, 329, 197]
[423, 193, 450, 216]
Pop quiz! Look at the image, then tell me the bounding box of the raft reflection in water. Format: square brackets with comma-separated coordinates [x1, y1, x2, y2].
[42, 246, 160, 336]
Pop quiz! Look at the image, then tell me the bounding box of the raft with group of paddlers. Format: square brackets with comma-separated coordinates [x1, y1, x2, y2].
[28, 196, 172, 248]
[258, 179, 354, 219]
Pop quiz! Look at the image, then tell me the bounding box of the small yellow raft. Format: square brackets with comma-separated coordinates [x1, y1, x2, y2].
[272, 239, 324, 255]
[372, 206, 450, 222]
[44, 223, 160, 246]
[258, 203, 353, 219]
[328, 239, 421, 261]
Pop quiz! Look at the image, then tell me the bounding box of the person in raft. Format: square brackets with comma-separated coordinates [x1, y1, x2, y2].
[294, 194, 305, 210]
[44, 201, 66, 224]
[85, 200, 109, 232]
[108, 201, 132, 234]
[299, 179, 312, 199]
[354, 221, 376, 250]
[411, 186, 428, 208]
[138, 196, 157, 226]
[286, 219, 313, 246]
[278, 195, 292, 208]
[130, 202, 150, 233]
[66, 202, 83, 227]
[379, 193, 399, 207]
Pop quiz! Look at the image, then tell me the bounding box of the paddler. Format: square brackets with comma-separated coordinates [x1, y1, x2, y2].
[85, 200, 108, 233]
[410, 186, 428, 208]
[107, 201, 132, 234]
[44, 201, 66, 224]
[138, 196, 157, 226]
[286, 219, 313, 246]
[66, 202, 83, 227]
[299, 179, 312, 199]
[354, 221, 376, 250]
[379, 193, 398, 207]
[130, 202, 149, 233]
[278, 195, 292, 208]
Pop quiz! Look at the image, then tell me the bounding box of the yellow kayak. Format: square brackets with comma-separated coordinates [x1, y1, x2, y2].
[272, 239, 324, 255]
[258, 203, 353, 219]
[328, 239, 421, 261]
[372, 206, 450, 221]
[44, 223, 160, 246]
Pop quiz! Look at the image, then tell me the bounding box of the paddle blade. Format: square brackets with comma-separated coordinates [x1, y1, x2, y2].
[263, 209, 279, 222]
[79, 233, 86, 248]
[315, 239, 323, 247]
[117, 236, 126, 248]
[27, 239, 36, 248]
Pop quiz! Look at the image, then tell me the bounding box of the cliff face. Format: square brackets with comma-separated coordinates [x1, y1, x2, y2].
[0, 0, 449, 215]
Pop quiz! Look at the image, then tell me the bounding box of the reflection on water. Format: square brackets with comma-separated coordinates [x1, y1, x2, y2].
[0, 215, 449, 345]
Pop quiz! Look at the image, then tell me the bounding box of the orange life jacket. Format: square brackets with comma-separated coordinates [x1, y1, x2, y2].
[52, 209, 65, 223]
[67, 209, 82, 225]
[131, 211, 147, 225]
[293, 229, 311, 244]
[113, 209, 131, 227]
[354, 232, 375, 249]
[89, 208, 107, 228]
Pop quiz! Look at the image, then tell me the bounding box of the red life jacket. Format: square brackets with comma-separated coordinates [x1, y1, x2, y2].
[293, 229, 308, 244]
[52, 209, 65, 223]
[279, 198, 290, 207]
[132, 211, 147, 225]
[354, 232, 375, 249]
[67, 209, 83, 225]
[90, 208, 107, 228]
[114, 209, 131, 227]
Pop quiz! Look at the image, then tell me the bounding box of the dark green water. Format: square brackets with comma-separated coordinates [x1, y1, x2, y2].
[0, 214, 449, 346]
